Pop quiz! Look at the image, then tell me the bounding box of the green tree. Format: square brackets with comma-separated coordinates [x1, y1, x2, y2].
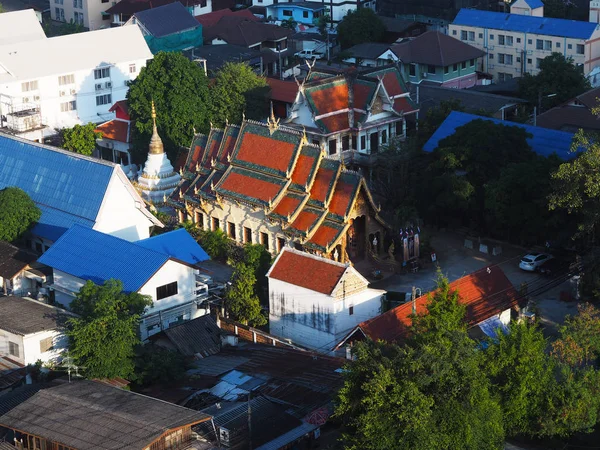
[60, 123, 101, 156]
[417, 99, 465, 146]
[225, 263, 266, 326]
[0, 3, 4, 13]
[209, 62, 269, 127]
[337, 8, 386, 49]
[316, 14, 330, 40]
[552, 303, 600, 366]
[197, 228, 230, 261]
[518, 53, 591, 111]
[67, 279, 152, 379]
[133, 344, 187, 386]
[127, 52, 210, 163]
[0, 187, 41, 243]
[242, 243, 272, 305]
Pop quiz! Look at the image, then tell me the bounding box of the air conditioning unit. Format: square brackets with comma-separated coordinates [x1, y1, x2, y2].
[33, 95, 40, 101]
[95, 83, 102, 91]
[59, 90, 66, 97]
[70, 89, 76, 95]
[105, 81, 112, 89]
[23, 97, 30, 103]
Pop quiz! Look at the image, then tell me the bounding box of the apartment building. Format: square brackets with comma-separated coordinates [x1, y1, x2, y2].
[0, 25, 152, 141]
[50, 0, 113, 30]
[251, 0, 375, 22]
[449, 3, 600, 82]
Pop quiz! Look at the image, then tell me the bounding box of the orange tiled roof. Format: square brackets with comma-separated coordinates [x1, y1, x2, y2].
[290, 207, 323, 234]
[219, 167, 285, 204]
[309, 159, 340, 207]
[235, 131, 297, 175]
[328, 174, 360, 219]
[318, 113, 350, 134]
[272, 192, 304, 218]
[307, 220, 345, 250]
[308, 80, 349, 116]
[268, 248, 348, 295]
[95, 119, 129, 143]
[394, 96, 419, 114]
[291, 147, 321, 189]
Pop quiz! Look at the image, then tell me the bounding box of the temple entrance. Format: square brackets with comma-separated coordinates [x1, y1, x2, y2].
[368, 231, 381, 255]
[347, 216, 366, 260]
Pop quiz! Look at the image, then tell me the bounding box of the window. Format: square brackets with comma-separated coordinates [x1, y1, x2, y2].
[212, 217, 220, 231]
[360, 135, 366, 150]
[528, 39, 532, 45]
[576, 44, 585, 54]
[478, 33, 483, 39]
[498, 54, 505, 64]
[195, 211, 204, 228]
[55, 7, 65, 21]
[94, 67, 110, 79]
[470, 58, 475, 67]
[490, 34, 494, 40]
[409, 63, 416, 76]
[381, 130, 387, 144]
[40, 337, 53, 353]
[349, 306, 354, 316]
[544, 40, 552, 50]
[227, 222, 236, 239]
[536, 58, 542, 69]
[96, 94, 112, 106]
[516, 56, 521, 63]
[527, 58, 532, 64]
[536, 39, 543, 50]
[277, 237, 286, 252]
[282, 9, 292, 16]
[9, 342, 19, 358]
[506, 36, 513, 46]
[427, 64, 435, 74]
[506, 54, 513, 65]
[342, 135, 350, 151]
[452, 29, 457, 36]
[568, 43, 572, 49]
[461, 61, 466, 69]
[60, 100, 76, 112]
[444, 66, 449, 74]
[129, 64, 136, 73]
[489, 53, 494, 59]
[460, 30, 467, 40]
[498, 35, 505, 45]
[260, 232, 269, 250]
[468, 31, 474, 41]
[59, 74, 75, 85]
[303, 10, 308, 18]
[556, 42, 560, 48]
[328, 139, 336, 155]
[453, 63, 458, 71]
[498, 72, 505, 82]
[156, 281, 178, 300]
[74, 11, 84, 25]
[244, 227, 252, 243]
[22, 81, 39, 92]
[516, 37, 521, 43]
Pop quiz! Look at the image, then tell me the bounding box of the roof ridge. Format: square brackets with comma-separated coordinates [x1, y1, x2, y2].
[280, 247, 350, 269]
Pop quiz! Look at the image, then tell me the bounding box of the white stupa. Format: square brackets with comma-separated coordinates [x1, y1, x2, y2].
[136, 101, 180, 204]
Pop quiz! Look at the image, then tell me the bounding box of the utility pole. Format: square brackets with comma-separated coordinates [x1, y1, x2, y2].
[247, 392, 252, 450]
[412, 286, 417, 315]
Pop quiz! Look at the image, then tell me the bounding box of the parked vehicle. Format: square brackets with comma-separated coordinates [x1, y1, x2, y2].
[294, 49, 324, 60]
[519, 252, 553, 272]
[539, 254, 579, 277]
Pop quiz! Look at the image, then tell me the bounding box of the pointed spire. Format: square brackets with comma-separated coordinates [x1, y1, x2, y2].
[149, 100, 164, 155]
[267, 101, 280, 135]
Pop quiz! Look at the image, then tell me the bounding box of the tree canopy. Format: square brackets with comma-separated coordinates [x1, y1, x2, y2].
[127, 51, 211, 163]
[0, 187, 41, 243]
[337, 8, 386, 49]
[518, 53, 591, 111]
[67, 279, 152, 379]
[225, 262, 266, 327]
[61, 123, 101, 156]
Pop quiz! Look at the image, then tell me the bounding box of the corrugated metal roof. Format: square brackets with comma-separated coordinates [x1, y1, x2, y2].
[255, 421, 318, 450]
[521, 0, 544, 8]
[423, 111, 577, 159]
[137, 228, 209, 265]
[38, 225, 169, 292]
[452, 9, 598, 39]
[31, 204, 96, 242]
[156, 315, 221, 357]
[134, 2, 200, 38]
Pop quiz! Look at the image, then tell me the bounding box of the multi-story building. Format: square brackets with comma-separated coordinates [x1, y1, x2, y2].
[108, 0, 212, 27]
[50, 0, 113, 30]
[251, 0, 375, 22]
[0, 25, 152, 141]
[449, 3, 600, 82]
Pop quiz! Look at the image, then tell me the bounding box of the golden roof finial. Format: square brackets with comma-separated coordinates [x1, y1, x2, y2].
[163, 192, 167, 204]
[149, 100, 164, 155]
[267, 101, 280, 135]
[300, 127, 308, 146]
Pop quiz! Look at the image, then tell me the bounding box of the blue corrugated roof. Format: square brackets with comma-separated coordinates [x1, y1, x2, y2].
[134, 2, 200, 38]
[137, 228, 209, 265]
[39, 225, 169, 292]
[520, 0, 544, 9]
[453, 9, 598, 39]
[423, 111, 577, 159]
[31, 205, 95, 242]
[0, 133, 114, 237]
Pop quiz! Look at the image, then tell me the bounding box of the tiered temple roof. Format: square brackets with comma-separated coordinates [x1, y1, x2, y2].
[172, 119, 386, 254]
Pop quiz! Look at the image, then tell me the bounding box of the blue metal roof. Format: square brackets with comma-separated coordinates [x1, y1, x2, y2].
[31, 205, 95, 242]
[423, 111, 577, 159]
[0, 134, 114, 235]
[520, 0, 544, 9]
[134, 2, 200, 38]
[452, 9, 598, 39]
[268, 1, 326, 10]
[137, 228, 209, 265]
[39, 225, 169, 292]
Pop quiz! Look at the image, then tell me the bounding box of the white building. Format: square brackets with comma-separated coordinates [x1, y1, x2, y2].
[0, 25, 152, 141]
[39, 225, 212, 341]
[0, 9, 46, 45]
[0, 296, 71, 366]
[50, 0, 113, 30]
[449, 5, 600, 82]
[266, 248, 385, 353]
[251, 0, 375, 22]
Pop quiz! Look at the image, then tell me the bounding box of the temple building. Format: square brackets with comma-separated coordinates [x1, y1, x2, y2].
[135, 102, 181, 204]
[170, 117, 388, 263]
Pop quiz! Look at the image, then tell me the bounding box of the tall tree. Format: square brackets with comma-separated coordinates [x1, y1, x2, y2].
[127, 51, 210, 163]
[0, 187, 41, 243]
[225, 263, 266, 326]
[337, 8, 386, 49]
[61, 123, 101, 156]
[209, 62, 269, 127]
[67, 279, 152, 379]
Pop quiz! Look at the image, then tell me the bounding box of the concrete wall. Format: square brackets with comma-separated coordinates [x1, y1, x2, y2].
[0, 328, 67, 365]
[140, 259, 197, 313]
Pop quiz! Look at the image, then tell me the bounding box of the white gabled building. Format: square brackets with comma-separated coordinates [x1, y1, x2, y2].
[0, 24, 152, 141]
[266, 248, 385, 354]
[0, 9, 46, 45]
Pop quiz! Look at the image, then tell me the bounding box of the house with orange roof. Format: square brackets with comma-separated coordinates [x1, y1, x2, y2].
[267, 248, 386, 353]
[284, 65, 418, 174]
[95, 100, 132, 167]
[170, 116, 389, 263]
[333, 265, 522, 357]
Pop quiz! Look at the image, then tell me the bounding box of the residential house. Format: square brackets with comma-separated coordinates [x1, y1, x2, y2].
[251, 0, 375, 22]
[0, 380, 212, 449]
[0, 26, 152, 141]
[342, 42, 393, 67]
[150, 314, 222, 357]
[108, 0, 212, 27]
[424, 111, 579, 160]
[511, 0, 544, 17]
[0, 133, 161, 252]
[95, 100, 132, 166]
[0, 241, 40, 298]
[187, 44, 265, 74]
[266, 78, 298, 118]
[266, 1, 327, 25]
[0, 296, 70, 365]
[334, 265, 521, 356]
[449, 6, 600, 82]
[38, 226, 211, 340]
[195, 7, 258, 27]
[284, 65, 418, 172]
[535, 86, 600, 132]
[125, 2, 203, 53]
[0, 357, 25, 393]
[0, 9, 46, 46]
[171, 118, 389, 263]
[267, 248, 385, 352]
[378, 16, 427, 43]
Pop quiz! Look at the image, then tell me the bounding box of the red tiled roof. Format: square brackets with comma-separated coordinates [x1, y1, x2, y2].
[394, 96, 418, 114]
[95, 119, 129, 143]
[290, 209, 321, 232]
[291, 153, 319, 188]
[353, 82, 375, 110]
[219, 170, 283, 203]
[218, 134, 237, 163]
[206, 133, 223, 166]
[267, 78, 299, 104]
[187, 144, 204, 171]
[380, 72, 403, 97]
[195, 8, 257, 27]
[310, 83, 349, 116]
[310, 167, 335, 204]
[309, 223, 341, 249]
[269, 248, 347, 295]
[328, 178, 357, 218]
[318, 113, 350, 134]
[236, 132, 297, 174]
[272, 193, 303, 217]
[355, 266, 520, 344]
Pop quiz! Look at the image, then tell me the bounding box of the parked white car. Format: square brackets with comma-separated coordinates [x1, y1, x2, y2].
[519, 252, 553, 272]
[294, 49, 324, 60]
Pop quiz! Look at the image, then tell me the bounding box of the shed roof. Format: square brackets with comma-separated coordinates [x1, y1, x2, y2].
[134, 2, 200, 38]
[0, 380, 211, 450]
[0, 9, 46, 45]
[423, 111, 577, 159]
[95, 119, 130, 143]
[391, 31, 484, 66]
[0, 296, 70, 336]
[452, 8, 598, 40]
[0, 356, 25, 391]
[267, 78, 298, 104]
[137, 228, 209, 265]
[0, 241, 37, 279]
[152, 315, 221, 357]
